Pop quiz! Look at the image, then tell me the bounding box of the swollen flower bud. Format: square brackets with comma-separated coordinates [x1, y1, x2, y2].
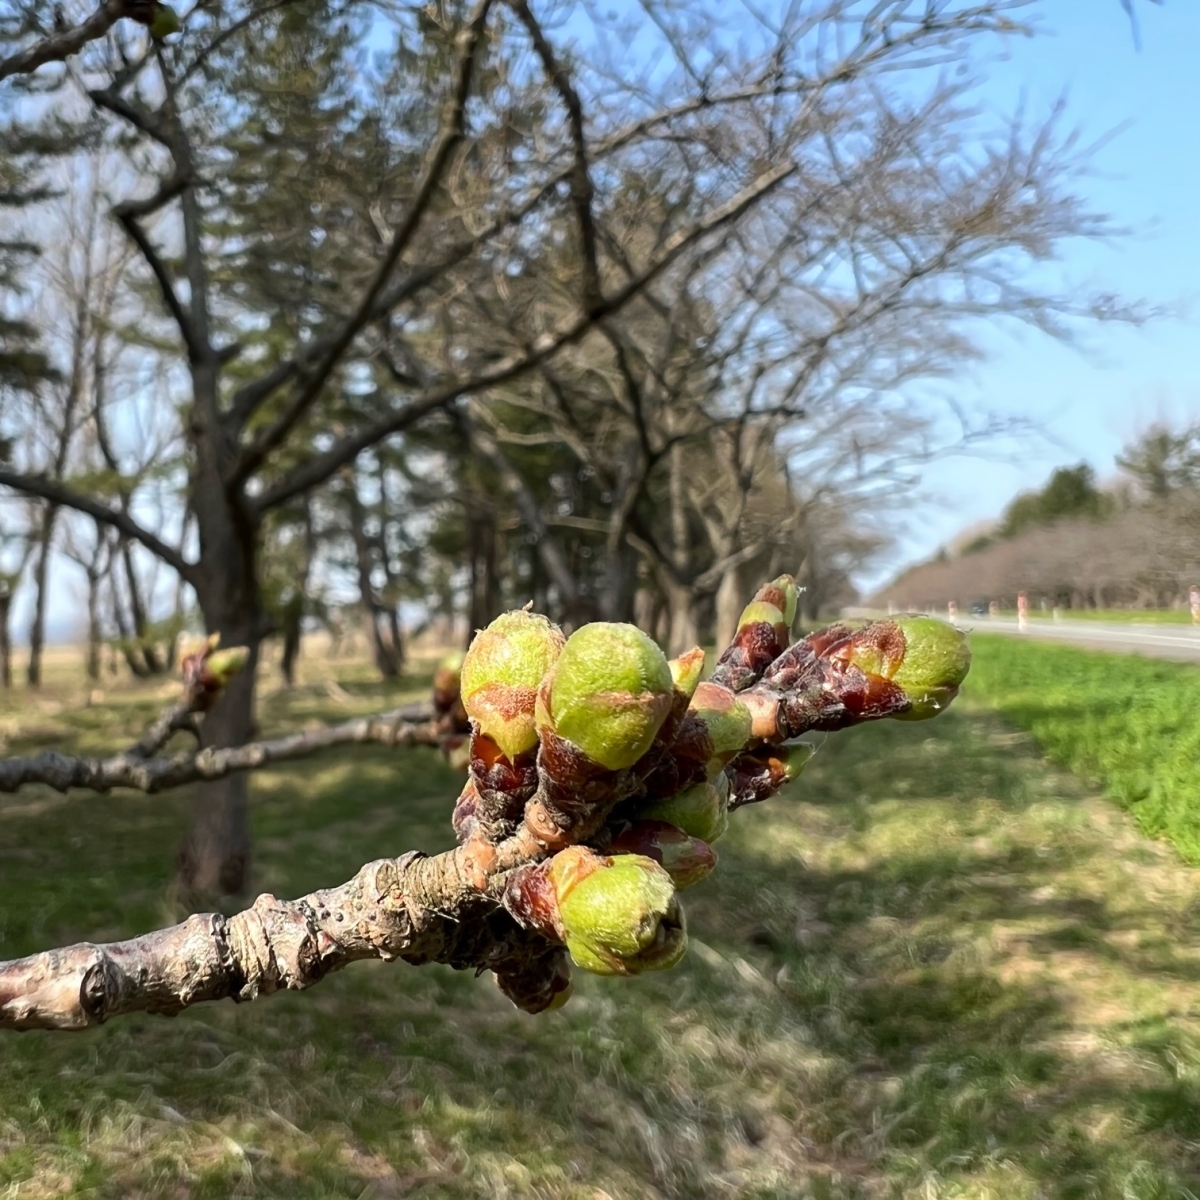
[203, 646, 249, 688]
[180, 634, 250, 711]
[638, 773, 730, 844]
[689, 682, 752, 775]
[889, 615, 972, 720]
[461, 610, 565, 759]
[148, 2, 180, 37]
[505, 846, 687, 977]
[554, 848, 687, 976]
[833, 615, 970, 722]
[536, 622, 674, 771]
[609, 820, 717, 889]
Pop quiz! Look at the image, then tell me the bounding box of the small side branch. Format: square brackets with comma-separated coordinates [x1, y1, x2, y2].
[0, 705, 442, 795]
[113, 175, 203, 362]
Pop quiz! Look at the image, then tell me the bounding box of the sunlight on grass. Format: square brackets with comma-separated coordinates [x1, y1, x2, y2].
[970, 634, 1200, 863]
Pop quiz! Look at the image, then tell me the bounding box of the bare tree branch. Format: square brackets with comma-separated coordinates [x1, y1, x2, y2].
[0, 0, 132, 81]
[224, 0, 497, 487]
[253, 161, 797, 513]
[112, 173, 203, 361]
[0, 703, 441, 794]
[0, 468, 195, 581]
[510, 0, 602, 315]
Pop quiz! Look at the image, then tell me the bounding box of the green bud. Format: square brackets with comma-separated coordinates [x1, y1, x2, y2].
[432, 650, 465, 713]
[550, 847, 687, 976]
[610, 820, 717, 889]
[638, 773, 730, 844]
[738, 574, 798, 632]
[890, 616, 971, 721]
[538, 622, 673, 771]
[461, 610, 564, 759]
[689, 682, 752, 772]
[203, 646, 248, 687]
[149, 3, 180, 37]
[668, 646, 706, 702]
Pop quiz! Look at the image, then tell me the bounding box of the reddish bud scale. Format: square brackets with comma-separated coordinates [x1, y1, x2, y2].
[608, 820, 717, 889]
[523, 681, 695, 851]
[452, 777, 480, 843]
[727, 748, 804, 810]
[468, 730, 540, 841]
[494, 947, 573, 1015]
[754, 643, 910, 740]
[632, 712, 713, 805]
[752, 618, 975, 739]
[709, 576, 797, 692]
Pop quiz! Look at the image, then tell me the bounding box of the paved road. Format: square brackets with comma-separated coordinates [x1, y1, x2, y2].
[957, 617, 1200, 663]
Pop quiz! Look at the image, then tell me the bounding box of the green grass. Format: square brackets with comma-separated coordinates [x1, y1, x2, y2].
[6, 650, 1200, 1196]
[970, 634, 1200, 864]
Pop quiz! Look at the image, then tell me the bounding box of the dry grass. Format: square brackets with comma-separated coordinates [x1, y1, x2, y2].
[3, 647, 1200, 1197]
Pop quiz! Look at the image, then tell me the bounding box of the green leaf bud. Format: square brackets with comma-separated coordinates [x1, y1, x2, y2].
[689, 682, 752, 772]
[668, 646, 706, 702]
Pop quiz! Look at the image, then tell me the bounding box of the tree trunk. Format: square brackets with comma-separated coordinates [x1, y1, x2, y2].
[662, 577, 699, 657]
[176, 431, 263, 907]
[121, 541, 164, 675]
[26, 503, 57, 687]
[0, 588, 12, 688]
[85, 569, 103, 682]
[108, 573, 151, 679]
[714, 563, 744, 652]
[174, 649, 257, 905]
[468, 505, 499, 634]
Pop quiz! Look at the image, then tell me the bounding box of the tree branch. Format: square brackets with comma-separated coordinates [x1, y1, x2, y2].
[0, 468, 195, 581]
[0, 851, 549, 1031]
[224, 0, 496, 487]
[113, 174, 204, 362]
[0, 702, 442, 795]
[0, 599, 971, 1032]
[0, 0, 131, 82]
[254, 161, 796, 513]
[510, 0, 602, 315]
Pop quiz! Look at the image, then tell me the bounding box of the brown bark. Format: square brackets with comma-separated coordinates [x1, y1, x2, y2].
[26, 504, 57, 687]
[0, 851, 547, 1032]
[0, 586, 13, 688]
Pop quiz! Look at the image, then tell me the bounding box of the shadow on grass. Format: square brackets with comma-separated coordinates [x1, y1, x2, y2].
[4, 686, 1200, 1197]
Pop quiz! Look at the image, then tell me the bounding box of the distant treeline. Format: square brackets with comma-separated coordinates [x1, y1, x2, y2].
[875, 424, 1200, 611]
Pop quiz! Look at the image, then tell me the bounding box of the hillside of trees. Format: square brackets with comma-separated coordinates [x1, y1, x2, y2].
[875, 423, 1200, 612]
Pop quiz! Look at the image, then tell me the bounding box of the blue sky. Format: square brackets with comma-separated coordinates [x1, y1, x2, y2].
[877, 0, 1200, 583]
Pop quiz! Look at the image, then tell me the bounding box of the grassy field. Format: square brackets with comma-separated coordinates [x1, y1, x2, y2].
[6, 646, 1200, 1197]
[970, 635, 1200, 865]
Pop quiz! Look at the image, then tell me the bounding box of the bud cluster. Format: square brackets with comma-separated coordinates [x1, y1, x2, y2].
[441, 595, 969, 1010]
